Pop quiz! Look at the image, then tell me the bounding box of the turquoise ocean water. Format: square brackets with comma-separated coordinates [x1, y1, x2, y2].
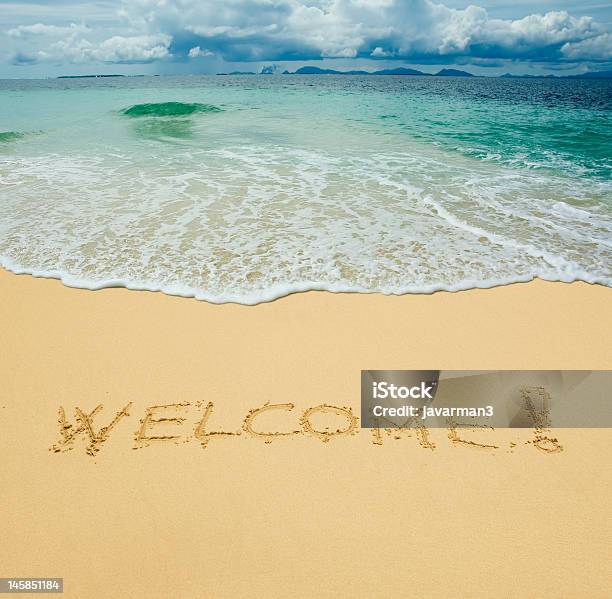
[0, 75, 610, 303]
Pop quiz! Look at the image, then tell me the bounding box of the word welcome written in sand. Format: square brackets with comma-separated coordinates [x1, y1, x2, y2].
[51, 392, 563, 458]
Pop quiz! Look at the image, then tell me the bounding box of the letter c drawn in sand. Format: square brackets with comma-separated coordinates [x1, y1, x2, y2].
[242, 402, 302, 443]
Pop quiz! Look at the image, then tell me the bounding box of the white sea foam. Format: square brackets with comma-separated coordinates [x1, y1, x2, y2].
[0, 139, 610, 304]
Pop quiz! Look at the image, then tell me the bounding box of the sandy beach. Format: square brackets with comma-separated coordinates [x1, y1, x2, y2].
[0, 267, 610, 597]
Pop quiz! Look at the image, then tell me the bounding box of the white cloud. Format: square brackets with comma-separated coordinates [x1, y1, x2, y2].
[188, 46, 214, 58]
[562, 32, 612, 60]
[13, 34, 171, 65]
[93, 34, 171, 62]
[7, 22, 90, 38]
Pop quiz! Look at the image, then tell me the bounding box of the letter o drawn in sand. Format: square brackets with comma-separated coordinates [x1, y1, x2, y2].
[300, 404, 359, 443]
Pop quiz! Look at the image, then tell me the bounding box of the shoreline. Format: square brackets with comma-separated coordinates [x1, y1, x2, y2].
[0, 261, 610, 305]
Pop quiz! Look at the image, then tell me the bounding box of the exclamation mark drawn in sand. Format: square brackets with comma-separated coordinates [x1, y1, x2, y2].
[521, 387, 563, 453]
[51, 403, 132, 456]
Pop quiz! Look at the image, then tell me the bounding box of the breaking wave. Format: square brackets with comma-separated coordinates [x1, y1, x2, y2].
[0, 131, 25, 143]
[120, 102, 223, 118]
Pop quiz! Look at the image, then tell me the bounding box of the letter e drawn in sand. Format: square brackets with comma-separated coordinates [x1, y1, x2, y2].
[133, 402, 190, 449]
[446, 420, 500, 450]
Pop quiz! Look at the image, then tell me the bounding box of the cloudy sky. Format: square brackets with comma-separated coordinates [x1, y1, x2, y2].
[1, 0, 611, 77]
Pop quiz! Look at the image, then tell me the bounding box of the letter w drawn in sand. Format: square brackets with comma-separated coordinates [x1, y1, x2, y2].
[50, 403, 132, 456]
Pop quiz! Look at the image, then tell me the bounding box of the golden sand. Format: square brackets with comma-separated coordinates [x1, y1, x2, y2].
[0, 268, 610, 597]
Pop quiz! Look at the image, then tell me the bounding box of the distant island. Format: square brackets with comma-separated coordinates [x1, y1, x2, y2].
[279, 66, 612, 78]
[216, 71, 257, 76]
[284, 66, 474, 77]
[435, 69, 474, 77]
[56, 68, 612, 80]
[574, 70, 612, 79]
[57, 74, 126, 79]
